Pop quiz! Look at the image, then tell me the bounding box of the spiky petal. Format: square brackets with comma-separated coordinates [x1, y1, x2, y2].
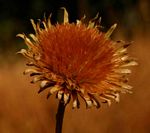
[18, 9, 137, 108]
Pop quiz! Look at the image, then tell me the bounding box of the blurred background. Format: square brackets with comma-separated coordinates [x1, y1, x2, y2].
[0, 0, 149, 133]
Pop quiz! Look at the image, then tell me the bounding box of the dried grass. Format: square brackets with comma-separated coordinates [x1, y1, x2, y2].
[0, 36, 149, 133]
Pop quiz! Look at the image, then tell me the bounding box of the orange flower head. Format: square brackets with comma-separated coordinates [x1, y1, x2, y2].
[17, 9, 137, 108]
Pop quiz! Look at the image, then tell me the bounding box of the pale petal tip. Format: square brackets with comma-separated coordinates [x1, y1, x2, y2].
[105, 23, 117, 38]
[61, 7, 69, 24]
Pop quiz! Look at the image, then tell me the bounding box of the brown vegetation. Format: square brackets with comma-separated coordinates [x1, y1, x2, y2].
[0, 36, 149, 133]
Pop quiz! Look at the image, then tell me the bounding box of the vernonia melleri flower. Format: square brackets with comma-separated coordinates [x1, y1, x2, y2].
[17, 9, 137, 109]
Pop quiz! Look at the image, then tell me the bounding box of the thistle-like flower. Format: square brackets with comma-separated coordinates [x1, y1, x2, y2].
[17, 9, 137, 109]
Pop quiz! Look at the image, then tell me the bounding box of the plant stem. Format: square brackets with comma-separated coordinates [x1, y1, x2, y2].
[55, 101, 66, 133]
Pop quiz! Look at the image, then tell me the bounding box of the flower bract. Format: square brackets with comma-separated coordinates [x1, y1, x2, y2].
[18, 9, 137, 108]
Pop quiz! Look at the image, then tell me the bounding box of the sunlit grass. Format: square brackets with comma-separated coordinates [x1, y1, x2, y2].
[0, 36, 149, 133]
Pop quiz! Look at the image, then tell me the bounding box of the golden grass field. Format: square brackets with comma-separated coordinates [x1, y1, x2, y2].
[0, 35, 149, 133]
